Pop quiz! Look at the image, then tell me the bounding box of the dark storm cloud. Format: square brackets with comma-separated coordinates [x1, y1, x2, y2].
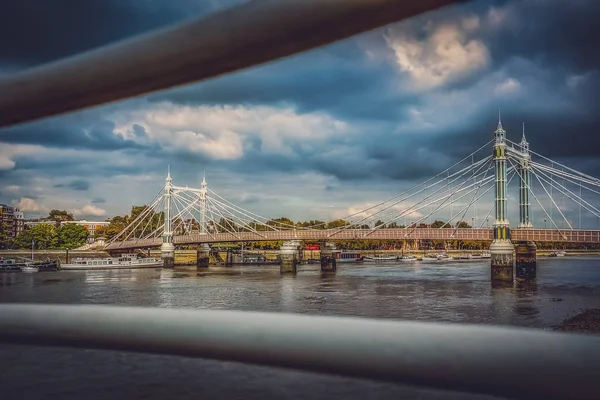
[54, 179, 90, 191]
[149, 39, 415, 122]
[485, 0, 600, 74]
[0, 116, 146, 151]
[0, 0, 235, 67]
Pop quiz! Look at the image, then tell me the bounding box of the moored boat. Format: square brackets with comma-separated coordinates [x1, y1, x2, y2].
[61, 253, 163, 270]
[398, 255, 417, 262]
[0, 258, 58, 272]
[335, 251, 363, 263]
[21, 265, 38, 273]
[363, 255, 398, 262]
[422, 253, 452, 261]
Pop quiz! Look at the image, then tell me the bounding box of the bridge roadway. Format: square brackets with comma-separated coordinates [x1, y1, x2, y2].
[105, 228, 600, 250]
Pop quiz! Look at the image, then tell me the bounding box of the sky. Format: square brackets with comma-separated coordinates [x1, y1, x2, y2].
[1, 0, 600, 227]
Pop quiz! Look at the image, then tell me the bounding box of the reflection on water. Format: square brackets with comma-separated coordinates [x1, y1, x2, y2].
[1, 257, 600, 329]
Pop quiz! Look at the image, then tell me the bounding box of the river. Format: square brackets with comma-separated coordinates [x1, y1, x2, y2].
[1, 257, 600, 399]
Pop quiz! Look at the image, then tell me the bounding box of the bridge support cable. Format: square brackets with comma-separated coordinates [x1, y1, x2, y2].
[530, 162, 600, 195]
[388, 164, 496, 235]
[441, 159, 495, 229]
[106, 188, 165, 245]
[206, 197, 268, 238]
[369, 157, 494, 234]
[207, 196, 278, 233]
[406, 169, 495, 234]
[529, 168, 573, 230]
[365, 160, 496, 237]
[507, 139, 600, 186]
[406, 171, 497, 238]
[194, 192, 276, 236]
[207, 189, 302, 231]
[531, 166, 600, 221]
[340, 155, 493, 235]
[309, 141, 494, 230]
[345, 155, 492, 229]
[447, 166, 499, 236]
[507, 157, 566, 238]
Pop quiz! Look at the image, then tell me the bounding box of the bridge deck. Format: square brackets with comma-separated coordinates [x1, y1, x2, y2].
[105, 228, 600, 250]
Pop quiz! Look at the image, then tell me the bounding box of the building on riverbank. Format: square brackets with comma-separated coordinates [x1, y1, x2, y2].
[0, 204, 24, 238]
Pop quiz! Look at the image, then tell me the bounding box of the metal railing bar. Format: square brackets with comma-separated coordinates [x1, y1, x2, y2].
[0, 304, 598, 400]
[0, 0, 466, 128]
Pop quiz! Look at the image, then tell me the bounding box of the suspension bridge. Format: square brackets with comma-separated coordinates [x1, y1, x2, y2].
[104, 114, 600, 280]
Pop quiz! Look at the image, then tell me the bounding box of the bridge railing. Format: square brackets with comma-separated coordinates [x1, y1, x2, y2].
[106, 227, 600, 249]
[0, 304, 598, 400]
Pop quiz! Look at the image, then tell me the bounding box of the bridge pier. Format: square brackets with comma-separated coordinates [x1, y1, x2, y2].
[490, 239, 514, 281]
[197, 243, 210, 269]
[161, 242, 175, 269]
[320, 242, 337, 272]
[280, 240, 300, 274]
[515, 241, 536, 281]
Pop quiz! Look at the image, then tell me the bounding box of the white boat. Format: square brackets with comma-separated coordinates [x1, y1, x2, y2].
[363, 255, 398, 262]
[398, 255, 417, 262]
[61, 253, 163, 270]
[549, 250, 566, 257]
[20, 265, 39, 273]
[334, 251, 363, 263]
[422, 253, 451, 261]
[481, 250, 491, 259]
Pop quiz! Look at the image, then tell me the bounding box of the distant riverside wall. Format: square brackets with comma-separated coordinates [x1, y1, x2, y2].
[2, 248, 598, 266]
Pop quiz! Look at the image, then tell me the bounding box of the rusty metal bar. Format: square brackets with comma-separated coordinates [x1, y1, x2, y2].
[0, 0, 465, 128]
[0, 304, 598, 400]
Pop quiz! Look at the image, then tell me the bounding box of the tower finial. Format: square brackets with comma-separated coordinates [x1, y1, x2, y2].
[522, 122, 526, 141]
[167, 164, 171, 178]
[202, 170, 206, 185]
[497, 108, 503, 130]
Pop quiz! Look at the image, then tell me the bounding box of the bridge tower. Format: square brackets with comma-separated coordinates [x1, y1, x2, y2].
[490, 112, 514, 281]
[515, 123, 537, 280]
[161, 166, 175, 268]
[197, 172, 211, 268]
[518, 124, 533, 229]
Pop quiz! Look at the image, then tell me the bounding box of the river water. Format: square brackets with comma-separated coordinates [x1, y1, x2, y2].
[1, 257, 600, 399]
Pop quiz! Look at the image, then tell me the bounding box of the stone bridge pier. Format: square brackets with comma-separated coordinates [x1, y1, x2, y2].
[320, 242, 337, 272]
[514, 241, 537, 280]
[197, 243, 210, 269]
[280, 240, 301, 274]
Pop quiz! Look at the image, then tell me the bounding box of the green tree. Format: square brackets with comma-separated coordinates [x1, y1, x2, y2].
[375, 220, 385, 228]
[13, 223, 58, 250]
[0, 222, 12, 249]
[48, 209, 74, 224]
[268, 217, 295, 228]
[327, 219, 350, 229]
[430, 220, 446, 228]
[58, 223, 88, 248]
[455, 221, 472, 229]
[102, 216, 129, 240]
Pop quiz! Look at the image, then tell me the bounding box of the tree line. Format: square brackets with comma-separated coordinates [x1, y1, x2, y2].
[0, 209, 88, 250]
